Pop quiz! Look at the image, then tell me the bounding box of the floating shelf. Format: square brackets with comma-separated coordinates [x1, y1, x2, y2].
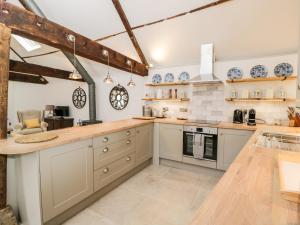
[142, 98, 190, 102]
[226, 76, 297, 83]
[225, 98, 295, 102]
[145, 82, 189, 87]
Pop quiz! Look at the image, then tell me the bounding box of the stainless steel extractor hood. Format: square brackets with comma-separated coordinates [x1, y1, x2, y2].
[189, 43, 223, 85]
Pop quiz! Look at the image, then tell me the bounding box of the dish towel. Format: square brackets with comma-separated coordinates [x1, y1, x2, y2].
[193, 133, 203, 159]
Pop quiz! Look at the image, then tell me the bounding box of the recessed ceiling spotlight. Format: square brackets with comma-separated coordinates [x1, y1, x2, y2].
[152, 48, 165, 62]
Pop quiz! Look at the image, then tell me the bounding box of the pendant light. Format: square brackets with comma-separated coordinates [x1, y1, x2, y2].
[127, 60, 135, 87]
[103, 50, 113, 84]
[68, 34, 82, 80]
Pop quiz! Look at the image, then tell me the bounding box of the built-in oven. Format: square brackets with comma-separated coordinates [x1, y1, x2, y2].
[183, 126, 218, 161]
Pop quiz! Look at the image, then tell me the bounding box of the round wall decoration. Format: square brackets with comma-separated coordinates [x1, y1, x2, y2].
[72, 87, 87, 109]
[109, 84, 129, 110]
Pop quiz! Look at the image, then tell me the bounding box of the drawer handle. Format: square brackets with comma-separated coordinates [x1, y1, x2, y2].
[126, 140, 131, 144]
[126, 131, 131, 136]
[88, 145, 93, 148]
[103, 137, 109, 143]
[126, 156, 131, 161]
[103, 167, 109, 173]
[103, 147, 109, 153]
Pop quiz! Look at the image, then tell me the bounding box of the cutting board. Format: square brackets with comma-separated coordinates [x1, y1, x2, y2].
[132, 116, 156, 120]
[278, 154, 300, 203]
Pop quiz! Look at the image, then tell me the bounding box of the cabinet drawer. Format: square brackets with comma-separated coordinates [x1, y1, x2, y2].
[94, 137, 136, 170]
[94, 152, 136, 191]
[93, 128, 136, 147]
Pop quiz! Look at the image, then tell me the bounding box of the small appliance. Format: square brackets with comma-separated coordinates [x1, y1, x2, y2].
[233, 109, 246, 124]
[247, 108, 256, 126]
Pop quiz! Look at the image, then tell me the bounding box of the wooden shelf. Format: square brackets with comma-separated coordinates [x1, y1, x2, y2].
[226, 76, 297, 83]
[145, 82, 189, 87]
[142, 98, 190, 102]
[225, 98, 295, 102]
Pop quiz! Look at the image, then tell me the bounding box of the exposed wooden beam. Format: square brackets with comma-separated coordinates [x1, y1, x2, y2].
[96, 0, 232, 42]
[0, 2, 148, 76]
[111, 0, 148, 66]
[0, 23, 10, 210]
[9, 71, 48, 84]
[9, 60, 84, 82]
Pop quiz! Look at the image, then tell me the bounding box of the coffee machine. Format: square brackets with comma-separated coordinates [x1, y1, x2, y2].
[233, 109, 247, 124]
[247, 109, 256, 126]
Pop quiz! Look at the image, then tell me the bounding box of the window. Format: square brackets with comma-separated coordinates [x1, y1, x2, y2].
[13, 34, 41, 52]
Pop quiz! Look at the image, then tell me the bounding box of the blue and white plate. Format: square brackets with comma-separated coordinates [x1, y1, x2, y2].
[152, 74, 162, 84]
[250, 65, 268, 78]
[227, 67, 243, 80]
[164, 73, 174, 83]
[178, 72, 190, 82]
[274, 63, 293, 77]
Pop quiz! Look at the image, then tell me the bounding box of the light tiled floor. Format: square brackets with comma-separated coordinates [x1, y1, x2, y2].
[63, 165, 223, 225]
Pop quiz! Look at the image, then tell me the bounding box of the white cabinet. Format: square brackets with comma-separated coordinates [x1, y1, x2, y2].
[39, 139, 93, 222]
[136, 124, 153, 165]
[159, 124, 183, 161]
[217, 128, 253, 170]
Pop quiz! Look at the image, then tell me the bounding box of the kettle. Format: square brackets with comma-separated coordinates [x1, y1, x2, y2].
[233, 109, 245, 124]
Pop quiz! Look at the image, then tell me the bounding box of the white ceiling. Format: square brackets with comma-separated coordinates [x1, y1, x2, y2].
[7, 0, 300, 69]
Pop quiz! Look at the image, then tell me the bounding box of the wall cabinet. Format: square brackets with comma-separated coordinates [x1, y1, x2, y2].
[159, 124, 183, 161]
[217, 128, 253, 170]
[39, 139, 93, 222]
[136, 124, 153, 165]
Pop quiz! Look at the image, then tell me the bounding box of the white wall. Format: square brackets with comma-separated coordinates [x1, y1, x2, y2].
[147, 53, 298, 125]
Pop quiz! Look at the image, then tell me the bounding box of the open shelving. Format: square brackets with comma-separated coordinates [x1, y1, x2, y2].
[142, 98, 190, 102]
[145, 82, 189, 87]
[226, 76, 297, 83]
[225, 98, 295, 103]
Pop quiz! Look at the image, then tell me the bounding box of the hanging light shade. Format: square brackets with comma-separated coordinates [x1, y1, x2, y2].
[69, 69, 82, 80]
[103, 50, 114, 84]
[67, 34, 82, 80]
[127, 60, 136, 87]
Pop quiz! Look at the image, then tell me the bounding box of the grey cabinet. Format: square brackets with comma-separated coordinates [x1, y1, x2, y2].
[159, 124, 183, 161]
[39, 139, 93, 222]
[217, 128, 253, 170]
[136, 124, 153, 165]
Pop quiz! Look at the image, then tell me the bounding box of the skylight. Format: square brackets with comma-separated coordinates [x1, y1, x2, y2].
[13, 35, 41, 52]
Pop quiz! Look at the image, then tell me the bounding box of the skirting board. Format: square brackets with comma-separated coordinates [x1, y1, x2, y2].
[44, 159, 152, 225]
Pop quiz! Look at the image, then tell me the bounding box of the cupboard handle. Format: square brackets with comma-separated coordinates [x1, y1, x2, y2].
[126, 140, 131, 144]
[126, 131, 131, 136]
[103, 167, 109, 173]
[103, 137, 109, 143]
[126, 156, 131, 161]
[88, 145, 93, 148]
[103, 147, 109, 153]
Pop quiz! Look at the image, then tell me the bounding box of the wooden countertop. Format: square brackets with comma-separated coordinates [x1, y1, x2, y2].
[0, 119, 152, 155]
[190, 125, 300, 225]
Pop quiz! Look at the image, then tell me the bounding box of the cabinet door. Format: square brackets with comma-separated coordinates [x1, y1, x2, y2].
[136, 124, 153, 165]
[159, 124, 183, 161]
[39, 139, 93, 222]
[217, 129, 253, 170]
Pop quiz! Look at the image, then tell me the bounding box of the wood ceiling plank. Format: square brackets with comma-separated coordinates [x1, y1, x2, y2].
[0, 2, 148, 76]
[111, 0, 148, 66]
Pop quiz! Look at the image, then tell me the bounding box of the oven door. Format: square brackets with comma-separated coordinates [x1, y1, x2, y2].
[202, 134, 217, 160]
[183, 131, 194, 156]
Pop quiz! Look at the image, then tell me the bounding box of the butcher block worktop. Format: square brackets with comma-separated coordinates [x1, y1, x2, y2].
[0, 119, 152, 155]
[190, 125, 300, 225]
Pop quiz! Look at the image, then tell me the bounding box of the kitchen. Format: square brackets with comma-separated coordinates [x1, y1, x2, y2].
[0, 0, 299, 225]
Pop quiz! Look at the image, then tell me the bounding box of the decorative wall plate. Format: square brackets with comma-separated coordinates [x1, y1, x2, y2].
[178, 72, 190, 81]
[152, 74, 162, 84]
[164, 73, 174, 83]
[109, 84, 129, 110]
[274, 63, 293, 77]
[72, 87, 86, 109]
[227, 67, 243, 80]
[250, 65, 268, 78]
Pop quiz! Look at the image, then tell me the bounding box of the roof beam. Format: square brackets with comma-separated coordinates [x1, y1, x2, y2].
[9, 71, 48, 84]
[9, 60, 85, 82]
[0, 2, 148, 76]
[111, 0, 148, 66]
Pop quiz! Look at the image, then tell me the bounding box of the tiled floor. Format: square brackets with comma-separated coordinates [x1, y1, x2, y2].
[63, 165, 223, 225]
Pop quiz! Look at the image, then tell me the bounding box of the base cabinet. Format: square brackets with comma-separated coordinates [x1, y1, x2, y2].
[159, 124, 183, 161]
[217, 128, 253, 170]
[39, 140, 93, 222]
[136, 124, 153, 165]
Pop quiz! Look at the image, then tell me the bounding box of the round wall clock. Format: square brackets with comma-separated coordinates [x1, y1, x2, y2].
[109, 84, 129, 110]
[72, 87, 87, 109]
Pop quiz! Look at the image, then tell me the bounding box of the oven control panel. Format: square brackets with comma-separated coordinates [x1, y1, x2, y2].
[184, 126, 218, 135]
